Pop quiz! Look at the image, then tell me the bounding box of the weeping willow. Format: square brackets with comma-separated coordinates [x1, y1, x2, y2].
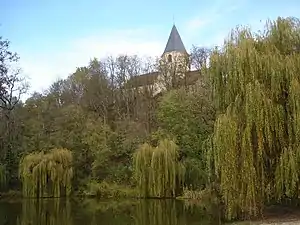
[133, 139, 185, 198]
[19, 148, 73, 198]
[207, 17, 300, 220]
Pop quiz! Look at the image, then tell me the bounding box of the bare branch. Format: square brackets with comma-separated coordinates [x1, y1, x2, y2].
[0, 36, 28, 112]
[190, 45, 211, 71]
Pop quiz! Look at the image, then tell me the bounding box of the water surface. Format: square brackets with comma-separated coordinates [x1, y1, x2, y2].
[0, 198, 221, 225]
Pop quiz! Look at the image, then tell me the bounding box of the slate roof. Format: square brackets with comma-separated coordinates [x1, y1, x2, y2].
[163, 25, 187, 54]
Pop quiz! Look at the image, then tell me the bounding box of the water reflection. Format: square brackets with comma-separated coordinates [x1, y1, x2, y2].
[17, 199, 72, 225]
[0, 198, 221, 225]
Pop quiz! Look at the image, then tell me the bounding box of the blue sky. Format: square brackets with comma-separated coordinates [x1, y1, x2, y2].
[1, 0, 299, 97]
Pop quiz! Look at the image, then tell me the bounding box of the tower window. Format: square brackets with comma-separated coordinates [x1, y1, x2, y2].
[167, 54, 172, 62]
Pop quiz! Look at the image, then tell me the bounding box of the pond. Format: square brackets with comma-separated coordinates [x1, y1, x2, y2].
[0, 198, 222, 225]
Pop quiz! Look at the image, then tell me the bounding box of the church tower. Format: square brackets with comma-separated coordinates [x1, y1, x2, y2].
[158, 24, 190, 90]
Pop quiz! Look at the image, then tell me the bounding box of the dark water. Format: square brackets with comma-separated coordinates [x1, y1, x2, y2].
[0, 198, 222, 225]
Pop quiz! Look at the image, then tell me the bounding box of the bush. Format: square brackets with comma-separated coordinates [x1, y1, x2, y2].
[85, 181, 138, 198]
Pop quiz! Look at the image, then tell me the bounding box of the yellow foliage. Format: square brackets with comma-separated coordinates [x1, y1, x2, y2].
[133, 139, 185, 198]
[208, 17, 300, 220]
[19, 148, 73, 198]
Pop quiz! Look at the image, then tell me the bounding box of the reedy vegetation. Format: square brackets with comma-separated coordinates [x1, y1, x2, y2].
[0, 16, 299, 221]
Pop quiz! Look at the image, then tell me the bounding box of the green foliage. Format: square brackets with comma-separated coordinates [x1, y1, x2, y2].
[19, 148, 73, 198]
[183, 158, 207, 190]
[83, 120, 113, 179]
[83, 119, 143, 185]
[158, 87, 215, 190]
[85, 181, 138, 198]
[207, 17, 300, 220]
[157, 88, 215, 190]
[133, 139, 185, 198]
[157, 88, 215, 158]
[133, 143, 154, 197]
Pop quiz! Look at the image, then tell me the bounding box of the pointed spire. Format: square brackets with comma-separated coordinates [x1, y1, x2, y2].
[163, 25, 187, 54]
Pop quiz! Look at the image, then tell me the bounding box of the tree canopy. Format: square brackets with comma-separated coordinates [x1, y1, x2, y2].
[207, 17, 300, 220]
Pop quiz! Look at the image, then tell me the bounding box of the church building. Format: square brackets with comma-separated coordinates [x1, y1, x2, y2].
[127, 24, 200, 96]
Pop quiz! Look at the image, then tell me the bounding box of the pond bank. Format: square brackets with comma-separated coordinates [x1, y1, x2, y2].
[231, 205, 300, 225]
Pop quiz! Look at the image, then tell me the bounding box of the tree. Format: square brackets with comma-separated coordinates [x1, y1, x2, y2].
[207, 17, 300, 220]
[0, 36, 28, 112]
[0, 36, 28, 189]
[190, 45, 211, 71]
[157, 86, 215, 190]
[133, 139, 185, 198]
[19, 148, 73, 198]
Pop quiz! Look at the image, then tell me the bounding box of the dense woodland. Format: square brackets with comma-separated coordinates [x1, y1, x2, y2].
[1, 16, 300, 221]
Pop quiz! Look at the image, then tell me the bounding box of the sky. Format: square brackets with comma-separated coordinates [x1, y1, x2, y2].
[1, 0, 299, 99]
